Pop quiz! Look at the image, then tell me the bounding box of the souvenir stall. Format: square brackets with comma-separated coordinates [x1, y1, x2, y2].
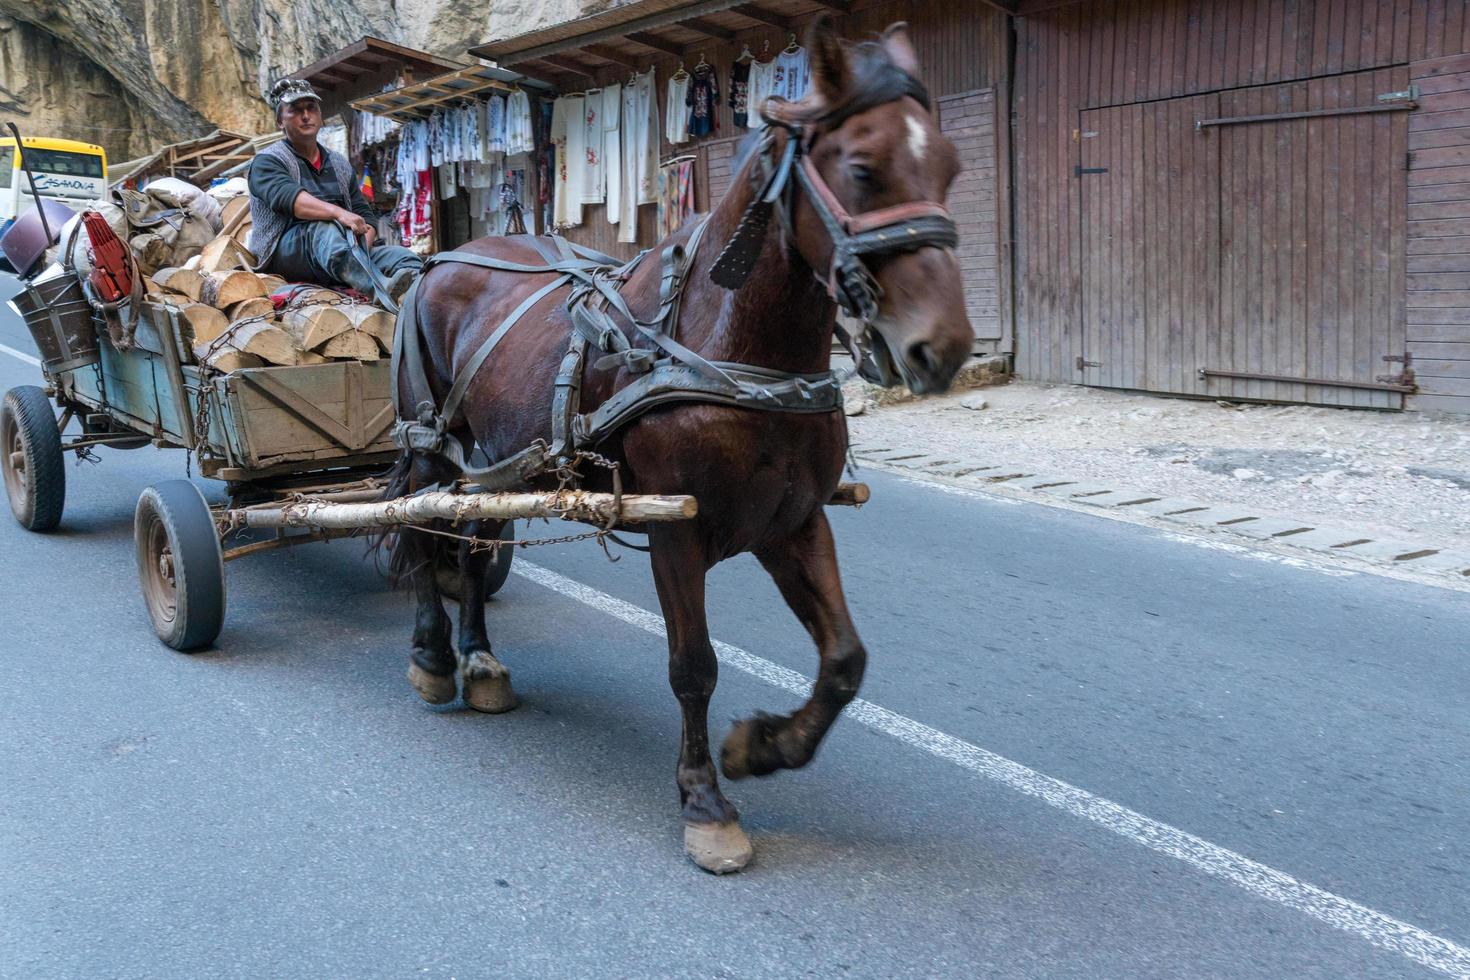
[469, 0, 831, 261]
[350, 64, 554, 255]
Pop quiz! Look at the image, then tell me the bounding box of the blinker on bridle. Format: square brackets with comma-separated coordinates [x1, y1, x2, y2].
[709, 66, 960, 324]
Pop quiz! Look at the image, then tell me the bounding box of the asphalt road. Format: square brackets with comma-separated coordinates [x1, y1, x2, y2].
[1, 275, 1467, 978]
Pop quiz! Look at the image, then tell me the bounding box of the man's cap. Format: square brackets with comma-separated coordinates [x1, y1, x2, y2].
[269, 78, 322, 112]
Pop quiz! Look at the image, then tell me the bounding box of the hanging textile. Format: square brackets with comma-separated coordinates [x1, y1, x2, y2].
[581, 89, 606, 205]
[619, 69, 658, 243]
[657, 159, 695, 239]
[665, 73, 690, 145]
[429, 108, 446, 166]
[550, 95, 585, 228]
[506, 89, 534, 155]
[773, 46, 811, 101]
[603, 84, 623, 227]
[729, 61, 751, 129]
[686, 64, 719, 139]
[487, 95, 507, 155]
[747, 58, 777, 131]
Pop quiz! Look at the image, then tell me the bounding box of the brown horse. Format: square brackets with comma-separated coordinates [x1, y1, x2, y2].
[387, 17, 971, 873]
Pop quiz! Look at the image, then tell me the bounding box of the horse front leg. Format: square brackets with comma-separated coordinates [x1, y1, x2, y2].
[455, 520, 517, 714]
[722, 510, 867, 780]
[650, 525, 754, 875]
[402, 527, 458, 705]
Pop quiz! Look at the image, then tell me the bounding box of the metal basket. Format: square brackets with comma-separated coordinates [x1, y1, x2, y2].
[11, 271, 101, 375]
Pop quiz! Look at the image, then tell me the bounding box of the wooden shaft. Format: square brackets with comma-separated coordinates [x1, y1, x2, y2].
[230, 490, 698, 530]
[828, 482, 871, 507]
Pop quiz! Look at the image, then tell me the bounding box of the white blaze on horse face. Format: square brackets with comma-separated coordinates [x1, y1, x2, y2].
[905, 112, 929, 161]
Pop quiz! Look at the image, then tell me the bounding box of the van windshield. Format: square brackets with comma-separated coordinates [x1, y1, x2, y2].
[23, 148, 104, 178]
[0, 147, 11, 189]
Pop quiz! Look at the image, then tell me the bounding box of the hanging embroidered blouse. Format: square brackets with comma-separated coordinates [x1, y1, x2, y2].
[728, 61, 751, 129]
[685, 64, 719, 139]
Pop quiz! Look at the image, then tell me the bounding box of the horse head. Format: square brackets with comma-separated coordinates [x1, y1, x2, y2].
[762, 17, 973, 395]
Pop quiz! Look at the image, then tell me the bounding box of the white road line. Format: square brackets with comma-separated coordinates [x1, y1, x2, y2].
[0, 341, 41, 367]
[514, 558, 1470, 979]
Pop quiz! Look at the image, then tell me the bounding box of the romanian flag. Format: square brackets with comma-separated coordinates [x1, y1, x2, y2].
[359, 165, 375, 203]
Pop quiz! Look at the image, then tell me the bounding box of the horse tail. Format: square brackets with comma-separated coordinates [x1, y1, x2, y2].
[369, 447, 421, 587]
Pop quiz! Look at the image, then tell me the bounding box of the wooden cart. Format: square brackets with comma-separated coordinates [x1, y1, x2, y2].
[2, 292, 701, 651]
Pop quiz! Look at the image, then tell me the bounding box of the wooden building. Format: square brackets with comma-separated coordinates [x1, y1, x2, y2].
[472, 0, 1470, 413]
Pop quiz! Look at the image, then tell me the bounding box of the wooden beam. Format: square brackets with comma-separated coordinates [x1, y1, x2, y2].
[583, 44, 642, 69]
[730, 4, 791, 30]
[805, 0, 850, 12]
[537, 53, 598, 78]
[681, 17, 736, 40]
[626, 31, 685, 57]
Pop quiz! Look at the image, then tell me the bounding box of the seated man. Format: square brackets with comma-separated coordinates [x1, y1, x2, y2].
[248, 78, 419, 303]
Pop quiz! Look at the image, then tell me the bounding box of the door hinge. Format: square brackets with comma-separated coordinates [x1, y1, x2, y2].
[1076, 356, 1101, 370]
[1377, 86, 1418, 103]
[1377, 352, 1415, 387]
[1075, 166, 1109, 177]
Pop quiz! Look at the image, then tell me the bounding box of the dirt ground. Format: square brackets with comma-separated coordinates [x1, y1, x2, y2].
[844, 378, 1470, 552]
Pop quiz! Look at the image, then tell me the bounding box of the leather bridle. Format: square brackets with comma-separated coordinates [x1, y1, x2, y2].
[710, 73, 959, 325]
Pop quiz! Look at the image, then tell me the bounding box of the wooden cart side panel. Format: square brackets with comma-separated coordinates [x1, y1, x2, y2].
[220, 360, 397, 470]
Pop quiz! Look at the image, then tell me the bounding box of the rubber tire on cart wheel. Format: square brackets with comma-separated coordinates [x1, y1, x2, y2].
[1, 385, 65, 532]
[434, 520, 515, 601]
[134, 480, 225, 652]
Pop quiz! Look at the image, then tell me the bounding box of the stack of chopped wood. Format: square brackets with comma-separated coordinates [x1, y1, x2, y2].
[145, 265, 395, 373]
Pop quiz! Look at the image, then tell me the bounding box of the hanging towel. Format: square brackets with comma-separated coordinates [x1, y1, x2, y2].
[665, 74, 690, 145]
[581, 89, 605, 205]
[603, 83, 623, 227]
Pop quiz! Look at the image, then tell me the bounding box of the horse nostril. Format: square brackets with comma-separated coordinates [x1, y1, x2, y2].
[907, 341, 942, 379]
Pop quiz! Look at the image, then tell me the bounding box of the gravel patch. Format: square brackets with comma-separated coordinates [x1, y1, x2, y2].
[845, 380, 1470, 552]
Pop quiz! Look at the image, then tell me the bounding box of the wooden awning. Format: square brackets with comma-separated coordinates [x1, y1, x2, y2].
[349, 64, 554, 123]
[467, 0, 851, 83]
[109, 130, 284, 189]
[289, 37, 464, 94]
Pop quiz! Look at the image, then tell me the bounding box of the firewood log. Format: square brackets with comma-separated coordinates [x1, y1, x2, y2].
[259, 274, 287, 295]
[196, 349, 265, 373]
[198, 270, 267, 309]
[175, 303, 229, 347]
[281, 304, 352, 351]
[194, 321, 297, 368]
[225, 297, 275, 322]
[343, 304, 395, 352]
[321, 330, 380, 361]
[151, 267, 204, 301]
[197, 235, 255, 274]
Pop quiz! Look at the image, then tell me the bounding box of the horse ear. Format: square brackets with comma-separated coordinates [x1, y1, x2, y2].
[881, 22, 921, 78]
[806, 14, 850, 103]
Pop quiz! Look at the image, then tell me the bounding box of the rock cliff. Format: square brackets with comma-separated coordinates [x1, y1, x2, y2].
[0, 0, 614, 161]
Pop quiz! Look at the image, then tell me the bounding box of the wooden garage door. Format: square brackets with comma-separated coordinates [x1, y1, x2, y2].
[1080, 69, 1411, 408]
[939, 89, 1004, 344]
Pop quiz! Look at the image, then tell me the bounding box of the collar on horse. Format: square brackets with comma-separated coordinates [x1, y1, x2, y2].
[389, 63, 955, 492]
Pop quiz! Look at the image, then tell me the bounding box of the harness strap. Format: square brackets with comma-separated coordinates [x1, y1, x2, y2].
[441, 274, 570, 425]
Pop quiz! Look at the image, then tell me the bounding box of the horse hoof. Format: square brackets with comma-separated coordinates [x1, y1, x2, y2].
[407, 661, 457, 705]
[461, 651, 518, 714]
[720, 714, 782, 781]
[684, 821, 753, 875]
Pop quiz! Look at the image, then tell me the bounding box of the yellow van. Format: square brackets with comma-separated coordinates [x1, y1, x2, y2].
[0, 137, 109, 230]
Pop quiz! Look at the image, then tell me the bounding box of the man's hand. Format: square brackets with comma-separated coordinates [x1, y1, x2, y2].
[337, 209, 372, 240]
[362, 225, 378, 248]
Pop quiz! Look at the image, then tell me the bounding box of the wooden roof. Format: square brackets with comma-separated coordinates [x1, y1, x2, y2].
[290, 36, 464, 93]
[349, 63, 553, 123]
[467, 0, 863, 80]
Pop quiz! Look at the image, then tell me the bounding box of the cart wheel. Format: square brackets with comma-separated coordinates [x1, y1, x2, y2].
[134, 480, 225, 652]
[1, 385, 65, 532]
[435, 520, 515, 602]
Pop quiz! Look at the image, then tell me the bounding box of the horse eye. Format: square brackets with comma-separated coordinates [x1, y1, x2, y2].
[849, 163, 877, 186]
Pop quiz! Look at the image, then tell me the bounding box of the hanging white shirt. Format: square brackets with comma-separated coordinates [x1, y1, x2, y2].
[505, 89, 533, 155]
[620, 69, 659, 242]
[773, 47, 811, 101]
[602, 84, 623, 226]
[747, 59, 777, 131]
[581, 89, 605, 205]
[551, 95, 584, 228]
[665, 74, 690, 145]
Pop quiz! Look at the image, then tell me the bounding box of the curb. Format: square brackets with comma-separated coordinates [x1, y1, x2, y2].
[853, 446, 1470, 585]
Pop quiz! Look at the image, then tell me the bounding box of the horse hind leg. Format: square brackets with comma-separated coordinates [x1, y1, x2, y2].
[403, 526, 458, 705]
[455, 520, 517, 714]
[722, 511, 867, 780]
[650, 525, 753, 875]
